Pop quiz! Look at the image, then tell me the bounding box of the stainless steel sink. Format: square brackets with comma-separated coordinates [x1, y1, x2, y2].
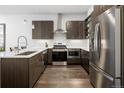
[16, 51, 36, 55]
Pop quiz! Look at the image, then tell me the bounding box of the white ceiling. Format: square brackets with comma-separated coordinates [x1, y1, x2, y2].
[0, 5, 92, 14]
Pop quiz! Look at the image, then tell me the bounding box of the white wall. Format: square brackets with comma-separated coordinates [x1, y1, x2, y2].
[0, 14, 57, 51]
[87, 6, 94, 16]
[0, 13, 89, 51]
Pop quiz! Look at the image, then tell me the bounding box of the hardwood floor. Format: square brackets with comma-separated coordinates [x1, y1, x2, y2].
[34, 65, 92, 88]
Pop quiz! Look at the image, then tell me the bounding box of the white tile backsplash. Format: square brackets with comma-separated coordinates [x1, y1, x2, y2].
[30, 39, 54, 48]
[67, 39, 89, 51]
[53, 33, 67, 44]
[30, 39, 89, 51]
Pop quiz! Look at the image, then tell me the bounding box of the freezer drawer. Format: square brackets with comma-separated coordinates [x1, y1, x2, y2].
[90, 64, 114, 88]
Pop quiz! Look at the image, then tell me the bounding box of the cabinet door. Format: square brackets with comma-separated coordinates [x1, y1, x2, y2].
[66, 21, 74, 39]
[40, 21, 46, 39]
[48, 48, 52, 65]
[43, 21, 53, 39]
[66, 21, 85, 39]
[32, 21, 53, 39]
[71, 21, 79, 39]
[102, 5, 113, 12]
[92, 5, 113, 20]
[32, 21, 42, 39]
[92, 5, 104, 19]
[43, 50, 48, 66]
[79, 21, 86, 39]
[29, 53, 42, 87]
[81, 50, 89, 73]
[1, 58, 29, 88]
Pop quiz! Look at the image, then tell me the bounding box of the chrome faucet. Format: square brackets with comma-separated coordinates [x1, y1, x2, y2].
[17, 36, 28, 51]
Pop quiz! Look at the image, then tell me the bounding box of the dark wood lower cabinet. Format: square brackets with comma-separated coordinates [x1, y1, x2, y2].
[1, 52, 45, 88]
[48, 48, 52, 65]
[81, 49, 89, 74]
[0, 48, 89, 87]
[1, 58, 29, 88]
[29, 53, 44, 88]
[67, 58, 81, 65]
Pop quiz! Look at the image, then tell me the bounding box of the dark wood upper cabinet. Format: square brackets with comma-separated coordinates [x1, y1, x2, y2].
[66, 21, 86, 39]
[79, 21, 86, 39]
[32, 21, 42, 39]
[84, 15, 91, 39]
[32, 21, 54, 39]
[91, 5, 113, 20]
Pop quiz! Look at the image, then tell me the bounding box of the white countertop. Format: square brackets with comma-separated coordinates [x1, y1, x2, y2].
[0, 47, 48, 58]
[0, 46, 89, 58]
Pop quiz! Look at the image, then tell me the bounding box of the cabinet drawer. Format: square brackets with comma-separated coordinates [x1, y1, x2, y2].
[67, 58, 81, 65]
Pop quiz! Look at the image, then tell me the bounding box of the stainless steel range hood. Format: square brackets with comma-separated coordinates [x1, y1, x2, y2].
[55, 13, 66, 33]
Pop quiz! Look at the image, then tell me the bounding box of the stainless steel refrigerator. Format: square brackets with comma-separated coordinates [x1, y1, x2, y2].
[89, 6, 123, 88]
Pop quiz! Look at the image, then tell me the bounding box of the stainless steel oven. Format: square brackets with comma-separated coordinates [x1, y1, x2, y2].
[52, 45, 67, 65]
[67, 49, 80, 58]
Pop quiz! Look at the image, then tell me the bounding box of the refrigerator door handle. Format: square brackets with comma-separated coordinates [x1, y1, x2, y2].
[94, 24, 97, 54]
[97, 24, 101, 59]
[94, 23, 101, 60]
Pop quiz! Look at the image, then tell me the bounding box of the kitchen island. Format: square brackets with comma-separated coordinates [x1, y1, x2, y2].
[0, 47, 48, 88]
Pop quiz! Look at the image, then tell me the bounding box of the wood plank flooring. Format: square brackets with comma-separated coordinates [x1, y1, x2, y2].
[34, 65, 92, 88]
